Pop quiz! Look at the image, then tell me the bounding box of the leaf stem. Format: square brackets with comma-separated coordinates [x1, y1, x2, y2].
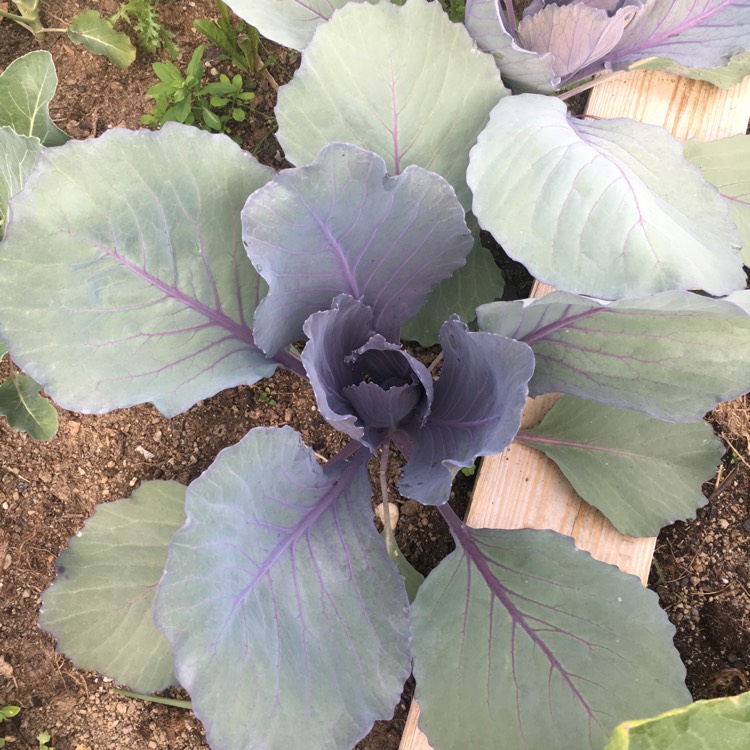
[379, 444, 396, 556]
[112, 688, 192, 709]
[326, 440, 364, 466]
[273, 347, 306, 378]
[557, 71, 624, 101]
[0, 7, 38, 27]
[438, 501, 464, 537]
[499, 0, 517, 36]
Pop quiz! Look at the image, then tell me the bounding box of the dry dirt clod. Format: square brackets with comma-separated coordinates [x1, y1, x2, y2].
[375, 502, 400, 530]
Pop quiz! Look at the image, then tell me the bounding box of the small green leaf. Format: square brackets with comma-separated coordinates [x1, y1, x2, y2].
[231, 108, 246, 122]
[201, 108, 223, 131]
[145, 81, 175, 100]
[165, 97, 191, 123]
[40, 481, 187, 692]
[186, 45, 205, 81]
[238, 91, 255, 101]
[0, 373, 58, 440]
[67, 11, 137, 69]
[0, 706, 20, 719]
[153, 61, 183, 84]
[192, 20, 229, 50]
[605, 691, 750, 749]
[203, 81, 236, 95]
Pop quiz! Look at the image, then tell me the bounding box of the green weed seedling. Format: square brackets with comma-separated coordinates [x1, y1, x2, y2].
[111, 0, 178, 58]
[0, 705, 20, 749]
[0, 337, 57, 442]
[258, 386, 277, 407]
[439, 0, 465, 23]
[201, 73, 257, 131]
[459, 462, 476, 477]
[37, 730, 53, 750]
[0, 0, 136, 68]
[194, 1, 275, 76]
[141, 45, 256, 136]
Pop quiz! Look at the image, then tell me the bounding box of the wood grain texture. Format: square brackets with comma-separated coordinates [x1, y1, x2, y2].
[584, 70, 750, 141]
[398, 72, 750, 750]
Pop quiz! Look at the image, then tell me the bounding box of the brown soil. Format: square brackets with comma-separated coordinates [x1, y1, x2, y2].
[1, 3, 749, 750]
[650, 398, 750, 700]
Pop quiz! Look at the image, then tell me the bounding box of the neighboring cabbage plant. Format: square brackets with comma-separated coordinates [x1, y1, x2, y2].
[605, 690, 750, 748]
[465, 0, 750, 92]
[225, 0, 750, 93]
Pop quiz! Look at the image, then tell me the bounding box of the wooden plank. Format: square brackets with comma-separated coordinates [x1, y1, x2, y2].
[398, 72, 750, 750]
[587, 70, 750, 141]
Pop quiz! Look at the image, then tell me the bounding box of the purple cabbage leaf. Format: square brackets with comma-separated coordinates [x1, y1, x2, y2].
[467, 95, 744, 300]
[302, 295, 534, 504]
[401, 222, 506, 346]
[465, 0, 750, 91]
[627, 50, 750, 88]
[0, 124, 300, 417]
[40, 481, 186, 693]
[395, 317, 534, 505]
[222, 0, 374, 52]
[478, 290, 750, 421]
[0, 127, 42, 240]
[516, 396, 724, 536]
[242, 142, 474, 356]
[607, 0, 750, 72]
[464, 0, 561, 93]
[412, 507, 691, 750]
[302, 294, 435, 449]
[683, 134, 750, 265]
[274, 0, 509, 211]
[154, 427, 411, 750]
[517, 0, 641, 83]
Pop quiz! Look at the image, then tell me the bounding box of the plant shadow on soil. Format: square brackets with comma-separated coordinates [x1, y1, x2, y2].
[1, 3, 750, 748]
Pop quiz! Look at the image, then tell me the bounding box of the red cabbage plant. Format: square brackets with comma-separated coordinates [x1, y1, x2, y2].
[1, 128, 750, 750]
[1, 3, 750, 749]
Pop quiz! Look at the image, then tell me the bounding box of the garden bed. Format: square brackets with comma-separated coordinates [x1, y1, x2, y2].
[1, 3, 749, 749]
